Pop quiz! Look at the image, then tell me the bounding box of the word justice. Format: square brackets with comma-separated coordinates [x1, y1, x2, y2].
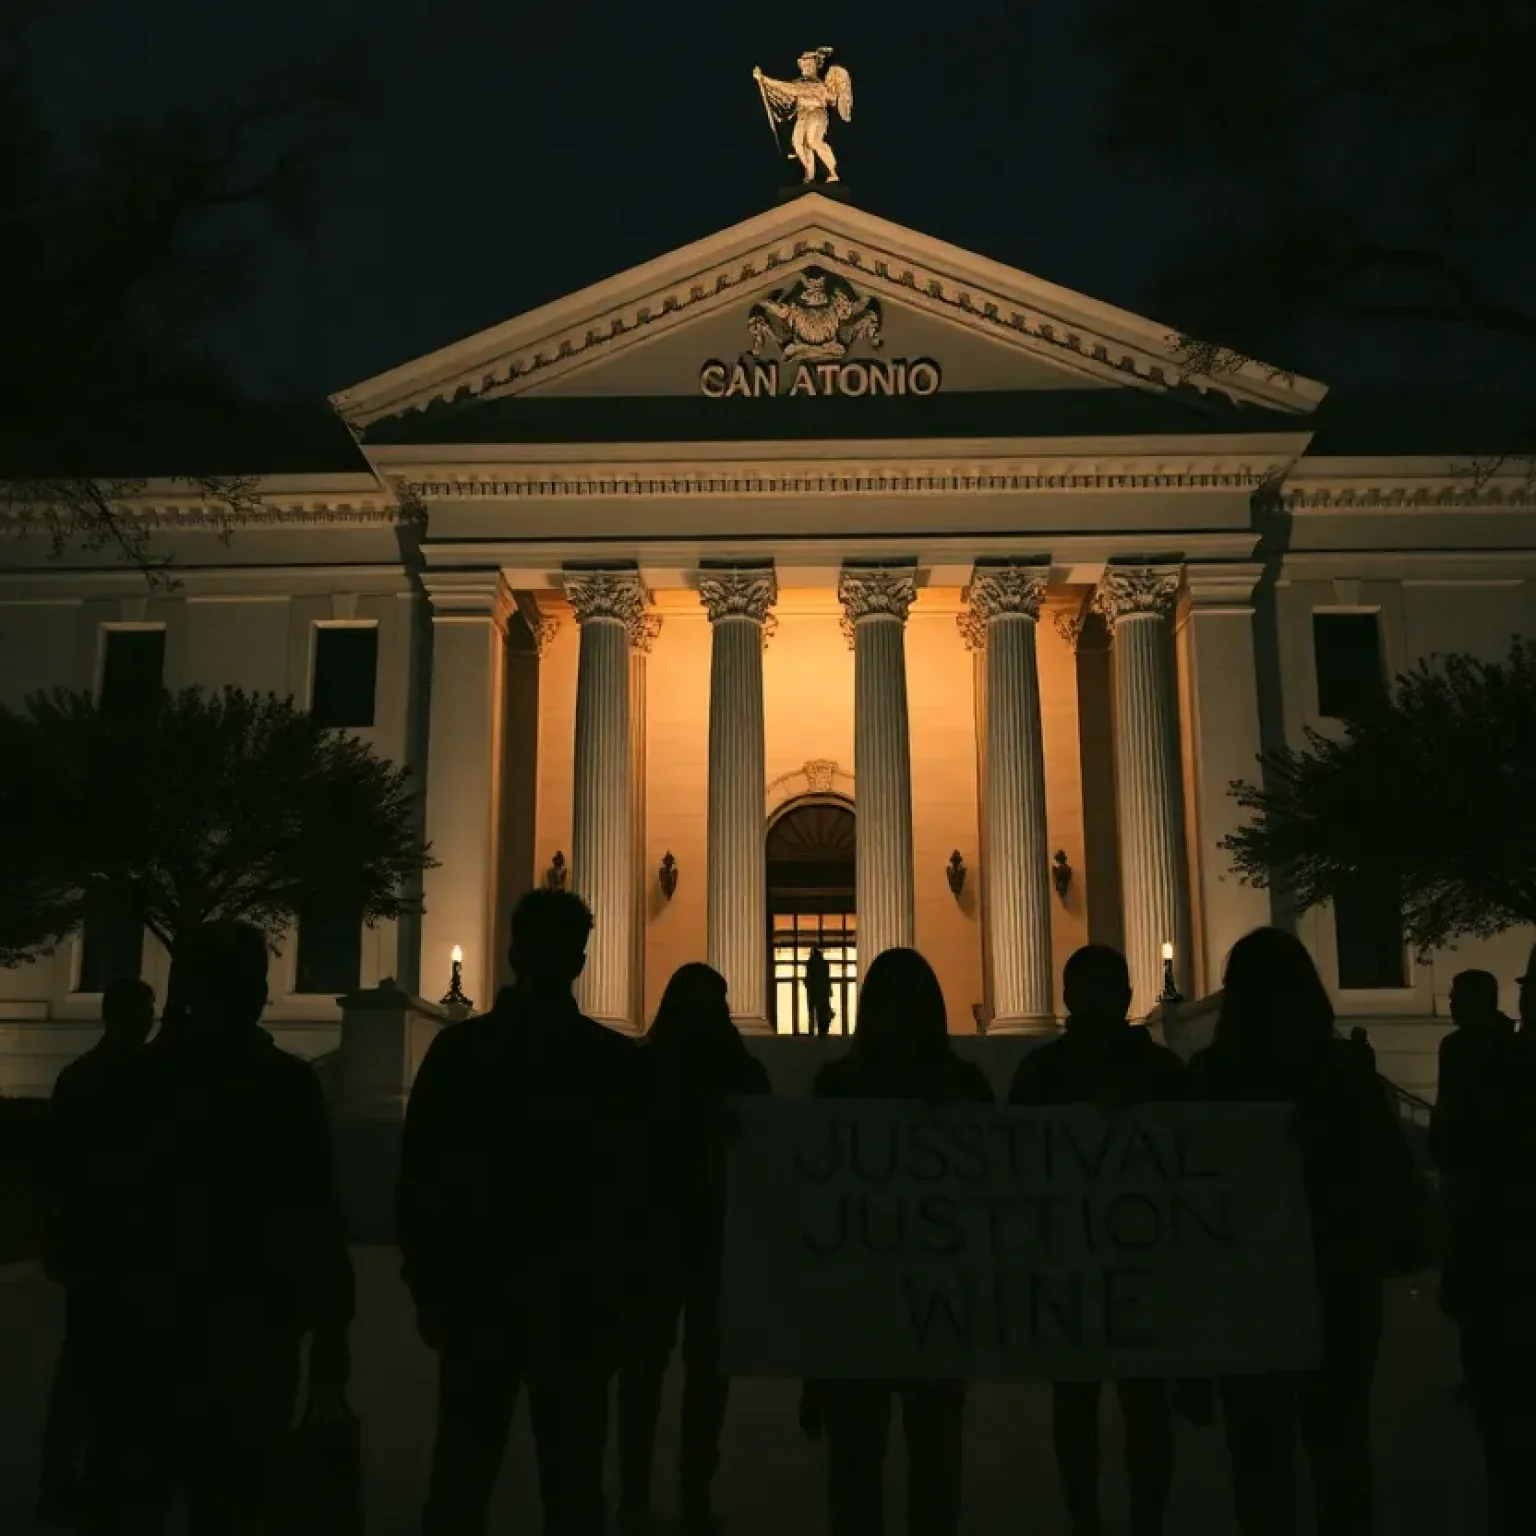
[698, 357, 942, 399]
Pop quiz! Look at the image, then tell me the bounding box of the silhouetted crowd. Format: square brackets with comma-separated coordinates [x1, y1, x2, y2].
[31, 891, 1536, 1535]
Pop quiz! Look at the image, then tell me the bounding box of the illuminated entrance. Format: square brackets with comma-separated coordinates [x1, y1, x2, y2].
[767, 800, 857, 1035]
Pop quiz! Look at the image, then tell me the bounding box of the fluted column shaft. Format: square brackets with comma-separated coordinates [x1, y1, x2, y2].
[839, 569, 916, 978]
[969, 567, 1055, 1030]
[701, 570, 776, 1032]
[565, 572, 647, 1030]
[1095, 566, 1191, 1018]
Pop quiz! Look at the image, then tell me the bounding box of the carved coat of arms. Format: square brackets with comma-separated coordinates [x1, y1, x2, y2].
[747, 267, 883, 362]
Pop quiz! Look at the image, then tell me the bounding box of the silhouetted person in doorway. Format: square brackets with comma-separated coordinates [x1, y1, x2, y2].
[1009, 944, 1187, 1536]
[804, 946, 992, 1536]
[37, 976, 156, 1525]
[1429, 962, 1536, 1533]
[151, 920, 354, 1534]
[617, 963, 770, 1536]
[805, 946, 834, 1036]
[1191, 927, 1418, 1536]
[398, 890, 649, 1536]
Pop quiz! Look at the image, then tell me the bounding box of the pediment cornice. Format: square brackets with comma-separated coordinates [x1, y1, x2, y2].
[330, 197, 1325, 428]
[368, 433, 1311, 500]
[1285, 455, 1536, 510]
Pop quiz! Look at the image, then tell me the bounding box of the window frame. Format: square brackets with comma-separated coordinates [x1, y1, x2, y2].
[308, 620, 380, 731]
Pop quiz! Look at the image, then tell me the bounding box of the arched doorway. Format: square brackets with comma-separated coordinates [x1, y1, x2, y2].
[766, 798, 858, 1035]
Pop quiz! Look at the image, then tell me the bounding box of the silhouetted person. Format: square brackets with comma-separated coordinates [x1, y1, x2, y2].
[616, 963, 770, 1536]
[1190, 927, 1418, 1536]
[397, 890, 649, 1536]
[803, 946, 992, 1536]
[1009, 944, 1186, 1536]
[805, 947, 834, 1036]
[1520, 942, 1536, 1034]
[1429, 962, 1536, 1532]
[149, 921, 354, 1534]
[1348, 1025, 1376, 1074]
[37, 976, 156, 1525]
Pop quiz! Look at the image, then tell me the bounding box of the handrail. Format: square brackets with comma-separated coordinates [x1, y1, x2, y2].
[1378, 1071, 1433, 1128]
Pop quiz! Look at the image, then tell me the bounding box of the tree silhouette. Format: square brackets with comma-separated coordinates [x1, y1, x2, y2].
[1087, 0, 1535, 465]
[1222, 638, 1536, 953]
[0, 686, 434, 966]
[0, 6, 373, 584]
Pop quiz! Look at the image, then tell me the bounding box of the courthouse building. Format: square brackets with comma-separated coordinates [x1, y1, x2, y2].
[2, 192, 1533, 1099]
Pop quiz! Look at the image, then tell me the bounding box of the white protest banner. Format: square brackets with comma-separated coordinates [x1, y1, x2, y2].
[719, 1098, 1318, 1380]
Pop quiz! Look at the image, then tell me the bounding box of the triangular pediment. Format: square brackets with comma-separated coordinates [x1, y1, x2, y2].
[331, 194, 1325, 436]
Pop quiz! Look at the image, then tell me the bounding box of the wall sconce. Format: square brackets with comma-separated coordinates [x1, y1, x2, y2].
[946, 850, 967, 897]
[658, 852, 678, 901]
[543, 851, 568, 892]
[1159, 940, 1183, 1006]
[441, 943, 474, 1014]
[1052, 850, 1073, 901]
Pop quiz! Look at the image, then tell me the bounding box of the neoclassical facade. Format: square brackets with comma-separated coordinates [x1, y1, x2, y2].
[3, 193, 1533, 1100]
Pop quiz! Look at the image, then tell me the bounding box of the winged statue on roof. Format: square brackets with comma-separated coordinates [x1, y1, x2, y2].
[752, 48, 853, 184]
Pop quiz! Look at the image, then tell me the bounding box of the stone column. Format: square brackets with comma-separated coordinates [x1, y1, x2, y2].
[1094, 566, 1192, 1018]
[968, 566, 1056, 1030]
[419, 574, 510, 1014]
[1179, 566, 1271, 993]
[700, 569, 777, 1032]
[563, 571, 647, 1030]
[838, 568, 917, 977]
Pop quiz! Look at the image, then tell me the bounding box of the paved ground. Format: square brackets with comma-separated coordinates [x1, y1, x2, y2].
[0, 1250, 1484, 1534]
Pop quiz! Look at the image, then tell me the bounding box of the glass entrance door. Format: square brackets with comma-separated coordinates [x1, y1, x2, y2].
[771, 911, 858, 1035]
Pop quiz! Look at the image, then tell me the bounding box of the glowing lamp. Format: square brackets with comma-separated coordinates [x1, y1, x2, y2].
[1159, 940, 1182, 1007]
[441, 943, 473, 1014]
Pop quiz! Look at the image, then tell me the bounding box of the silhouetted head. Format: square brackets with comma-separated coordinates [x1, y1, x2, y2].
[1450, 969, 1500, 1029]
[1062, 945, 1133, 1030]
[1520, 943, 1536, 1032]
[509, 889, 593, 991]
[174, 921, 270, 1033]
[851, 947, 950, 1080]
[646, 962, 752, 1089]
[648, 963, 731, 1048]
[1217, 927, 1334, 1062]
[100, 977, 155, 1048]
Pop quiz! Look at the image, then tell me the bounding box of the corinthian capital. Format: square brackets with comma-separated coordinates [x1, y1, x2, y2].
[1091, 565, 1182, 623]
[698, 568, 777, 624]
[967, 565, 1048, 625]
[563, 569, 646, 625]
[837, 567, 916, 627]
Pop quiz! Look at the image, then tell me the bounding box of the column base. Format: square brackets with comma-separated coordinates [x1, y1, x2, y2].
[593, 1013, 640, 1036]
[984, 1014, 1061, 1037]
[731, 1015, 773, 1037]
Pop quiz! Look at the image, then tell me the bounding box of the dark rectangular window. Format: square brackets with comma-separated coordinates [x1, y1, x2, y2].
[77, 910, 144, 992]
[311, 626, 378, 729]
[99, 629, 165, 714]
[1334, 875, 1407, 989]
[294, 905, 363, 995]
[1313, 613, 1385, 719]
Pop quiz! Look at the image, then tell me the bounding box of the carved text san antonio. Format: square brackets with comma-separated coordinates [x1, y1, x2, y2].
[698, 356, 942, 398]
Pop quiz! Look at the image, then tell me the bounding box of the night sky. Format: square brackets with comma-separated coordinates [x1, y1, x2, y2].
[29, 0, 1525, 420]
